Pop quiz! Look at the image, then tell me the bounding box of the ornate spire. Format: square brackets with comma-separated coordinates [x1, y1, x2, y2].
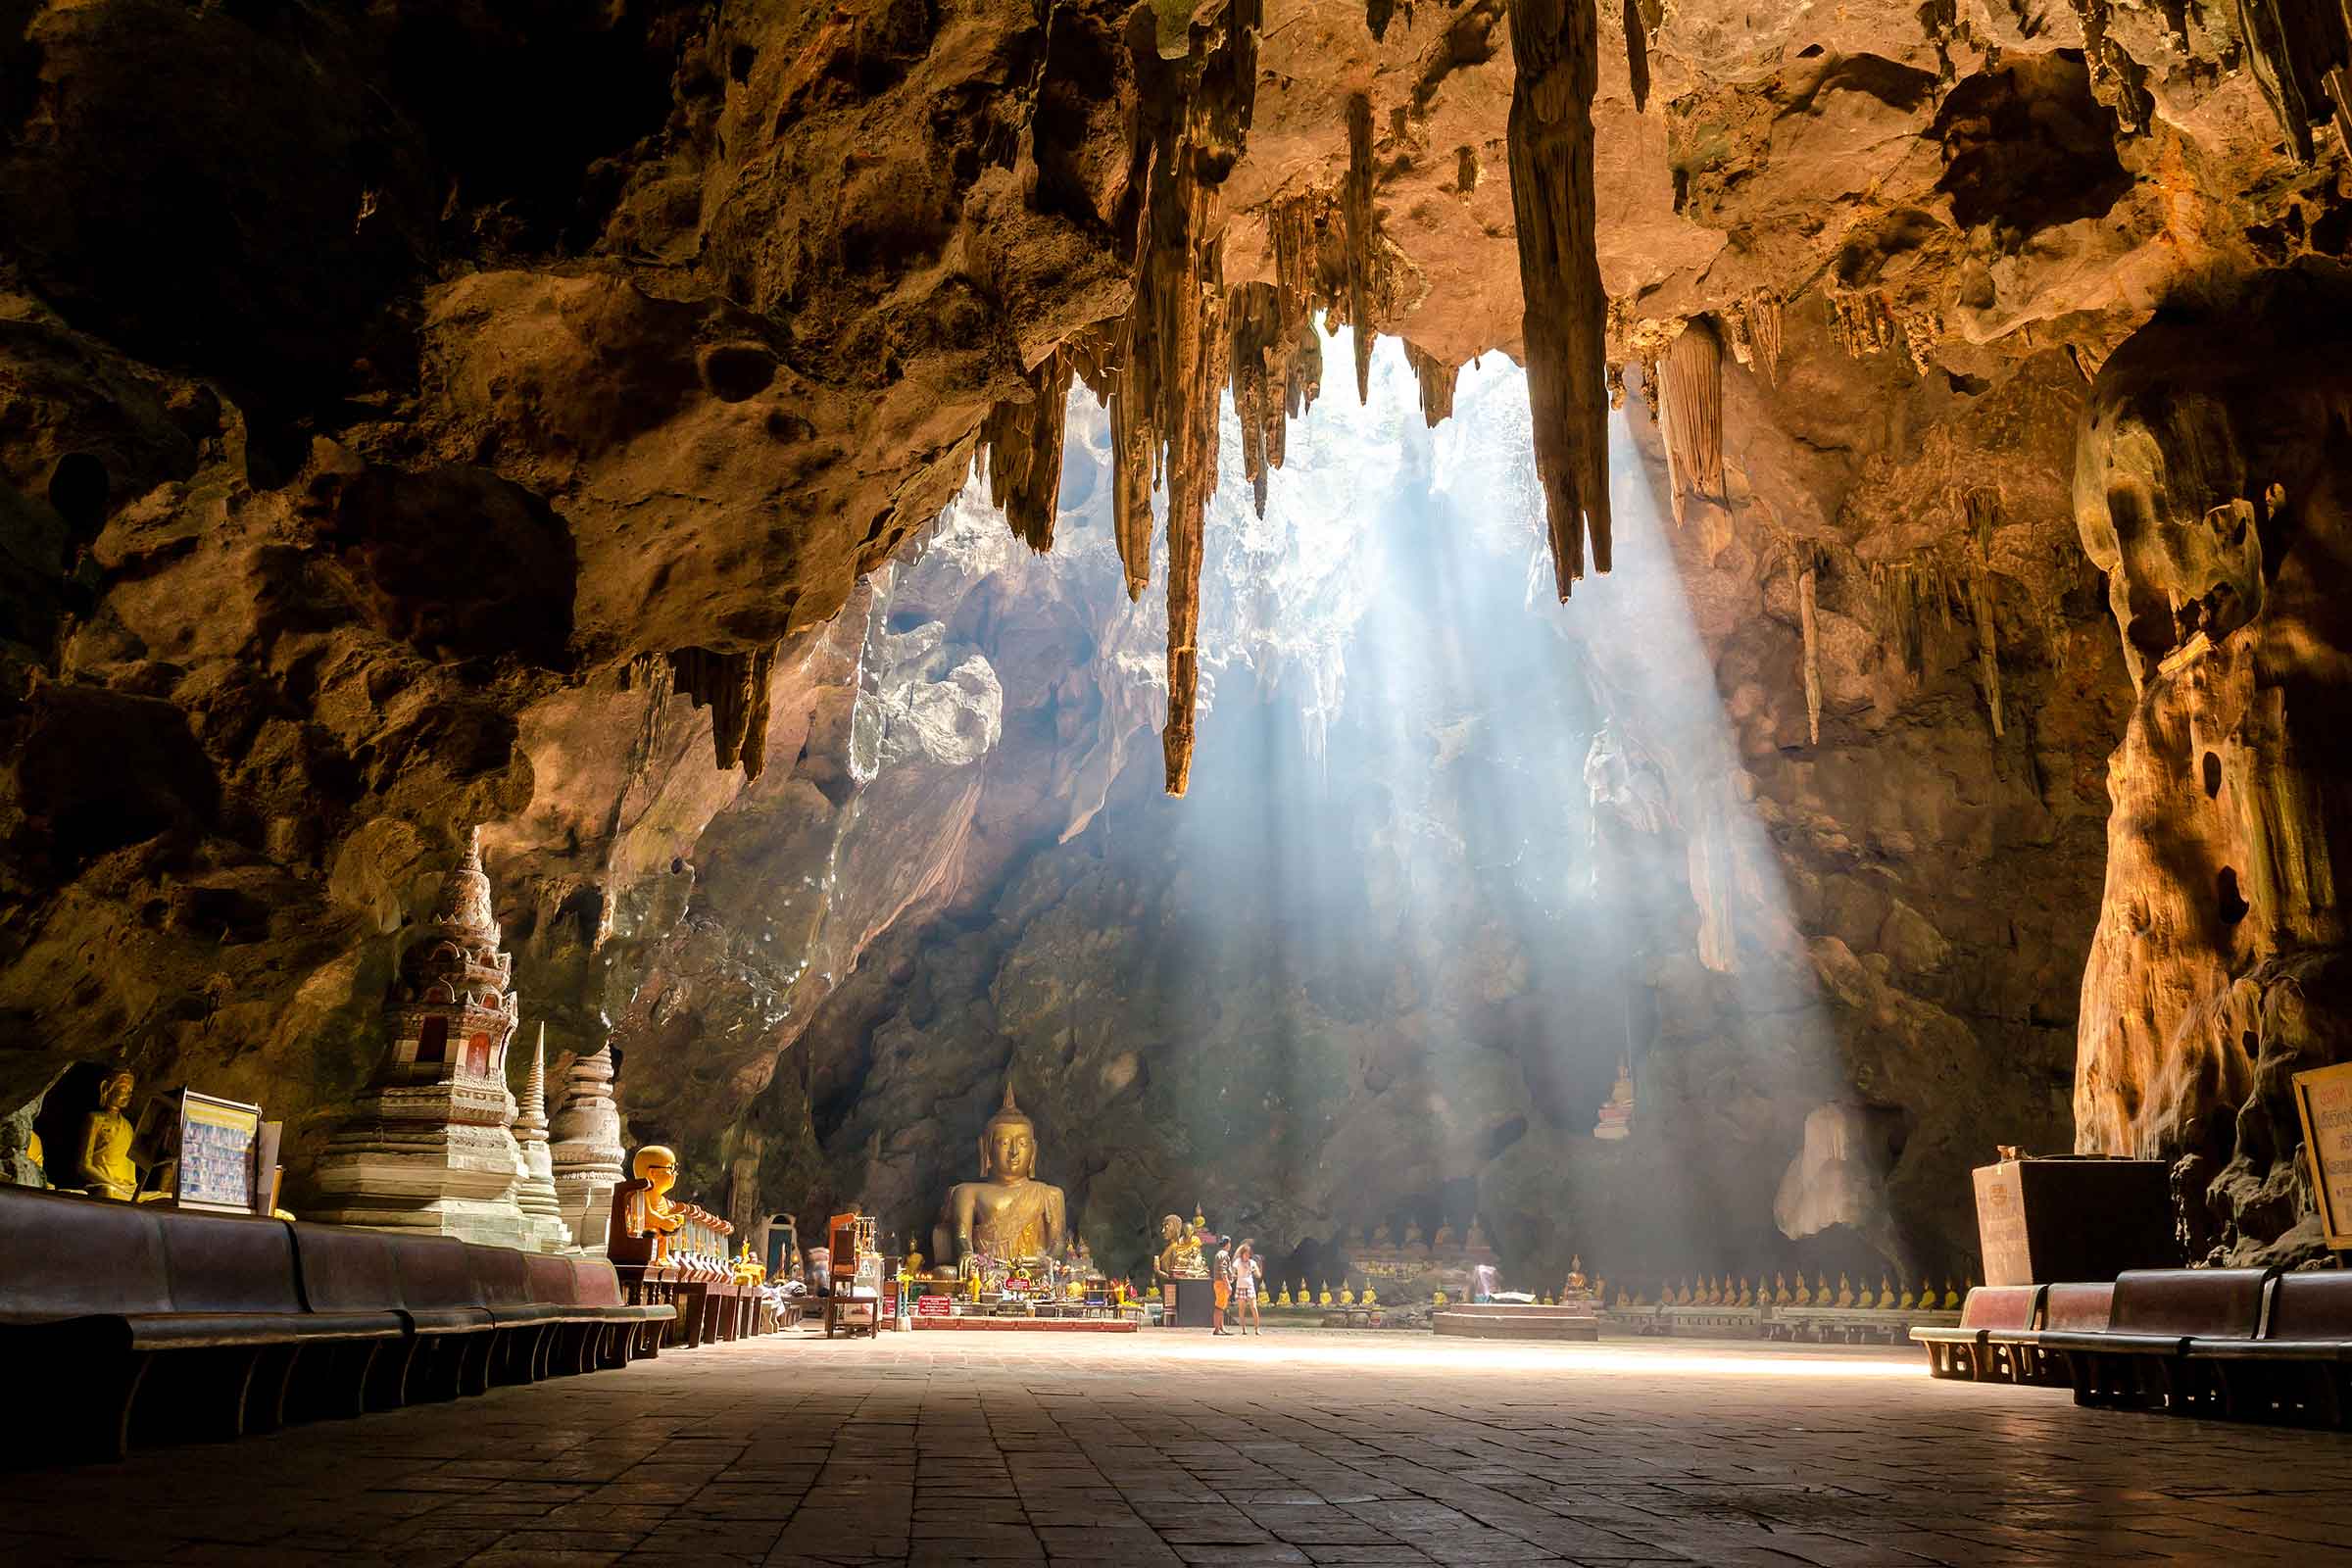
[516, 1023, 549, 1142]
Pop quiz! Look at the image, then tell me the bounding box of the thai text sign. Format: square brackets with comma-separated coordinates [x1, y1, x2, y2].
[914, 1295, 952, 1318]
[2292, 1061, 2352, 1250]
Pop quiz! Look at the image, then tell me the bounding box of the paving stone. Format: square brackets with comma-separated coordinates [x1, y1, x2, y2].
[10, 1330, 2352, 1565]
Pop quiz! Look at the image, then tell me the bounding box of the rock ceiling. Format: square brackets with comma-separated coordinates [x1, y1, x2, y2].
[2, 0, 2349, 1273]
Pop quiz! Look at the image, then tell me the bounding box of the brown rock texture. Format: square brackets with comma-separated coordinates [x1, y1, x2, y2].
[0, 0, 2345, 1270]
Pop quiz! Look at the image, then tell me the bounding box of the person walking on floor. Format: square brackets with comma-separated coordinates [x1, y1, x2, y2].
[1211, 1243, 1232, 1335]
[1231, 1240, 1265, 1335]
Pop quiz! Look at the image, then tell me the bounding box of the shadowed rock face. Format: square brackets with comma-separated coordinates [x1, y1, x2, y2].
[2072, 267, 2352, 1265]
[0, 1, 2345, 1267]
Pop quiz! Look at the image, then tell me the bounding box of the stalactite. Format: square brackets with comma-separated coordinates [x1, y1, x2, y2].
[1871, 555, 1963, 676]
[1621, 0, 1651, 114]
[1793, 546, 1823, 747]
[1405, 342, 1458, 426]
[1506, 0, 1612, 597]
[1965, 488, 2005, 738]
[2223, 0, 2352, 163]
[1723, 290, 1784, 386]
[1228, 284, 1287, 515]
[1659, 318, 1724, 529]
[668, 643, 778, 779]
[1344, 93, 1377, 406]
[979, 349, 1073, 553]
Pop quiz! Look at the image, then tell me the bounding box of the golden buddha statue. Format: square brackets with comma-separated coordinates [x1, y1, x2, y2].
[1155, 1213, 1208, 1279]
[1773, 1272, 1789, 1305]
[1432, 1289, 1446, 1307]
[78, 1069, 155, 1201]
[623, 1145, 686, 1264]
[1276, 1284, 1292, 1307]
[1362, 1285, 1376, 1306]
[1339, 1285, 1355, 1305]
[1318, 1284, 1333, 1306]
[1836, 1272, 1855, 1307]
[946, 1086, 1065, 1267]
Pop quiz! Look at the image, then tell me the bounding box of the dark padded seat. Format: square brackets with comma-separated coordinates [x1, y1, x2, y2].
[2037, 1268, 2270, 1358]
[1996, 1280, 2113, 1387]
[2191, 1272, 2352, 1361]
[386, 1236, 494, 1333]
[466, 1243, 572, 1326]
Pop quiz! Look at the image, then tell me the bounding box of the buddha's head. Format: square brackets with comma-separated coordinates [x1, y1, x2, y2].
[978, 1084, 1037, 1184]
[98, 1070, 134, 1113]
[1159, 1213, 1183, 1244]
[632, 1144, 678, 1197]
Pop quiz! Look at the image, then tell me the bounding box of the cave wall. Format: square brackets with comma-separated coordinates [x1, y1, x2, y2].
[1, 0, 2346, 1268]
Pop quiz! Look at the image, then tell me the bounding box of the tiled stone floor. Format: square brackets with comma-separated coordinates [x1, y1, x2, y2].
[10, 1328, 2352, 1565]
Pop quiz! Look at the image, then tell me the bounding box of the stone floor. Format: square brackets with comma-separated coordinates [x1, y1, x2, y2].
[11, 1328, 2352, 1566]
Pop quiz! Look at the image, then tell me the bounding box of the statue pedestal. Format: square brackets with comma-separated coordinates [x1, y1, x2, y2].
[1163, 1277, 1216, 1328]
[309, 1087, 534, 1250]
[1973, 1157, 2175, 1285]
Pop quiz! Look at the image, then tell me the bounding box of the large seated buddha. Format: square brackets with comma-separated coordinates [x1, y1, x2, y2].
[944, 1085, 1066, 1269]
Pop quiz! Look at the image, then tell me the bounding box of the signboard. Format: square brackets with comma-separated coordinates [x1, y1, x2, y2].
[2291, 1061, 2352, 1250]
[1973, 1163, 2032, 1286]
[175, 1091, 263, 1212]
[915, 1295, 952, 1318]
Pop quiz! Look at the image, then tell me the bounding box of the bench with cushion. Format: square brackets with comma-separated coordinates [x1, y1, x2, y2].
[2186, 1270, 2352, 1425]
[1910, 1285, 2041, 1382]
[1, 1191, 406, 1461]
[1992, 1280, 2114, 1389]
[565, 1256, 672, 1368]
[2033, 1267, 2276, 1412]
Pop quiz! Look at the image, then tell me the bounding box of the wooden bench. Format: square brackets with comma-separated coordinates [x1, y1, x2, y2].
[1909, 1285, 2041, 1382]
[2033, 1267, 2276, 1412]
[2186, 1270, 2352, 1425]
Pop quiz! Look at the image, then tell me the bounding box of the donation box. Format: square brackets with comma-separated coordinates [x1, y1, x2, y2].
[1973, 1155, 2176, 1286]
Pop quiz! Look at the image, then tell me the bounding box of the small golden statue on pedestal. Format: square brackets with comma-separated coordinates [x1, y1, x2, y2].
[1154, 1212, 1208, 1280]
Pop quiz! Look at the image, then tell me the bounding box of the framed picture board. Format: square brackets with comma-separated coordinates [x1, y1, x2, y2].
[136, 1088, 265, 1213]
[2291, 1061, 2352, 1250]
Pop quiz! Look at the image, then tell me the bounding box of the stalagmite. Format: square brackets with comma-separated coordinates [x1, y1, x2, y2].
[668, 644, 778, 779]
[1506, 0, 1612, 596]
[1965, 489, 2005, 738]
[980, 350, 1074, 553]
[1405, 343, 1458, 426]
[1659, 318, 1724, 529]
[1345, 93, 1377, 405]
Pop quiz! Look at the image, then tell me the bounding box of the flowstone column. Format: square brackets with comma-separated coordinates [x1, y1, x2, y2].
[309, 828, 535, 1248]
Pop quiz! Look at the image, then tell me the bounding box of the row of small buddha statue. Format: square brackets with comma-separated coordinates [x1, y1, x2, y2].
[1271, 1282, 1381, 1308]
[1631, 1272, 1967, 1311]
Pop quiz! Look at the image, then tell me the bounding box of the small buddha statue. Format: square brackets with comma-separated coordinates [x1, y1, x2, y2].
[1565, 1253, 1588, 1295]
[1943, 1279, 1963, 1310]
[1432, 1289, 1447, 1307]
[1276, 1285, 1292, 1307]
[1792, 1274, 1812, 1306]
[78, 1069, 153, 1201]
[1540, 1292, 1554, 1305]
[1738, 1278, 1754, 1307]
[1339, 1284, 1355, 1305]
[1898, 1281, 1916, 1310]
[623, 1145, 686, 1264]
[1614, 1287, 1632, 1310]
[1772, 1272, 1789, 1305]
[946, 1086, 1066, 1267]
[1317, 1284, 1333, 1306]
[1362, 1285, 1376, 1306]
[1836, 1272, 1855, 1307]
[1155, 1213, 1207, 1279]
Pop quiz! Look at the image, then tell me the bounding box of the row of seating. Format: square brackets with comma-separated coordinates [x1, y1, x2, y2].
[1, 1185, 674, 1465]
[1915, 1267, 2352, 1425]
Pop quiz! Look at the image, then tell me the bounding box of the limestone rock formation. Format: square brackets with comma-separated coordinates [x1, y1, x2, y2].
[2071, 267, 2352, 1265]
[0, 0, 2346, 1280]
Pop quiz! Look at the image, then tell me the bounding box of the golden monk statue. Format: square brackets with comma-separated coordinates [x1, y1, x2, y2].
[624, 1145, 686, 1264]
[78, 1069, 157, 1201]
[1155, 1213, 1208, 1279]
[946, 1085, 1065, 1267]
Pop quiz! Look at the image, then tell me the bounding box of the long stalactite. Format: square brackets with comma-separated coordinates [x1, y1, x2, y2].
[1506, 0, 1612, 597]
[1345, 92, 1377, 406]
[1660, 317, 1725, 529]
[980, 348, 1074, 553]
